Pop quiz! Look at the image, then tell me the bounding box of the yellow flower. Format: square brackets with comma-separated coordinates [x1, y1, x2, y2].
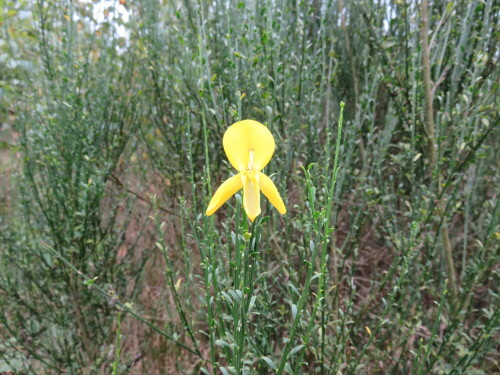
[206, 120, 287, 222]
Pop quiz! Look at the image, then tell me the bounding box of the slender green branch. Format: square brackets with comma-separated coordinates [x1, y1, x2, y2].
[40, 241, 201, 357]
[420, 0, 458, 299]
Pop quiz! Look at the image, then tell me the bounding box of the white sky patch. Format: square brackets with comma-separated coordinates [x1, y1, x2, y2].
[78, 0, 130, 39]
[91, 0, 130, 39]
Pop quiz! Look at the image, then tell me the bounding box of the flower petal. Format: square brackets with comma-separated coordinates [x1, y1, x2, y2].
[206, 174, 243, 216]
[223, 120, 275, 172]
[259, 172, 286, 214]
[242, 172, 261, 222]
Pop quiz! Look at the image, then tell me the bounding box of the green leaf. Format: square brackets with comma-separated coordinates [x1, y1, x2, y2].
[83, 276, 98, 286]
[215, 339, 230, 348]
[290, 344, 305, 356]
[261, 356, 277, 370]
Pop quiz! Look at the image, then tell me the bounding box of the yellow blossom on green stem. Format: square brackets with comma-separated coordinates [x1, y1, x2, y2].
[206, 120, 286, 222]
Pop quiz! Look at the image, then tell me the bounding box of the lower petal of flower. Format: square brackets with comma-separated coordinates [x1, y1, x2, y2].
[259, 172, 286, 214]
[206, 174, 243, 216]
[242, 172, 261, 222]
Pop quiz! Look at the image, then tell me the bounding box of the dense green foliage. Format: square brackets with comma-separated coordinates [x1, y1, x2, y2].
[0, 0, 498, 374]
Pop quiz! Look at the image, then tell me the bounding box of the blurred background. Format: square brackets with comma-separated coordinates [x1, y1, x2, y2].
[0, 0, 498, 374]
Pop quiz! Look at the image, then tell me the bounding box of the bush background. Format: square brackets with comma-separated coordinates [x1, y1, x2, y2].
[0, 0, 498, 374]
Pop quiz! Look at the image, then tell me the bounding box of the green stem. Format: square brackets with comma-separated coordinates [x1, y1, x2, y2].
[420, 0, 458, 300]
[235, 219, 260, 372]
[112, 312, 122, 375]
[290, 102, 345, 374]
[319, 102, 345, 372]
[41, 241, 201, 357]
[417, 280, 448, 375]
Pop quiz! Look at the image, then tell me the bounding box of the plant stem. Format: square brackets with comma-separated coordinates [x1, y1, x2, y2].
[112, 311, 122, 375]
[319, 102, 345, 373]
[420, 0, 458, 299]
[41, 241, 201, 357]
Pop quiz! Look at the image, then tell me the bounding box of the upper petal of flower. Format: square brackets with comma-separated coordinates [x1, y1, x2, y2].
[223, 120, 275, 172]
[206, 174, 243, 216]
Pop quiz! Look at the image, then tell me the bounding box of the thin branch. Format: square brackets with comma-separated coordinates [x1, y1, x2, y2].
[110, 174, 178, 216]
[40, 241, 202, 358]
[420, 0, 458, 299]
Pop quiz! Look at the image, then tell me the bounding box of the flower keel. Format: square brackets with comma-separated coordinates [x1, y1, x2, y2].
[242, 171, 261, 222]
